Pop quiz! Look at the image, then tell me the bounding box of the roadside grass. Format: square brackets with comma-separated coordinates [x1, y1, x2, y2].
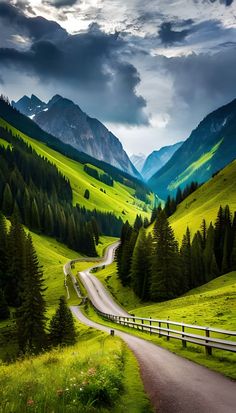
[0, 324, 152, 413]
[0, 118, 153, 223]
[83, 304, 236, 380]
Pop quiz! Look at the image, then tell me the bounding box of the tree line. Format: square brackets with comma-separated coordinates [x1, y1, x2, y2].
[0, 127, 123, 256]
[116, 205, 236, 301]
[0, 213, 76, 354]
[84, 164, 114, 187]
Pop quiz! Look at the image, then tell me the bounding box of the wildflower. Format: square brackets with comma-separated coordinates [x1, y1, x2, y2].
[27, 399, 34, 407]
[79, 388, 83, 391]
[88, 367, 96, 376]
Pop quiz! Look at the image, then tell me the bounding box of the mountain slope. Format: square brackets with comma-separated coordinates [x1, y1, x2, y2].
[142, 141, 183, 181]
[130, 153, 146, 172]
[149, 99, 236, 199]
[12, 94, 140, 178]
[0, 100, 153, 222]
[169, 159, 236, 240]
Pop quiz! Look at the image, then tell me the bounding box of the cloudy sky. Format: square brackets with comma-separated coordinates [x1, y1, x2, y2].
[0, 0, 236, 155]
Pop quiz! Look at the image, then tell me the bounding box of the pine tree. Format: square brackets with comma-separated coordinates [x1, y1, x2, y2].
[0, 289, 10, 320]
[49, 296, 76, 346]
[191, 231, 205, 287]
[0, 212, 7, 291]
[2, 183, 13, 216]
[16, 234, 47, 353]
[84, 189, 90, 199]
[204, 223, 215, 281]
[180, 227, 191, 293]
[30, 198, 41, 232]
[231, 232, 236, 271]
[222, 226, 231, 274]
[214, 206, 225, 269]
[131, 229, 151, 300]
[6, 216, 26, 306]
[201, 219, 207, 250]
[151, 210, 181, 301]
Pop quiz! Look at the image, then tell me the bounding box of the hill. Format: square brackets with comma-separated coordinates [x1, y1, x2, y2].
[12, 94, 140, 178]
[142, 141, 183, 181]
[0, 99, 154, 224]
[149, 98, 236, 199]
[169, 159, 236, 241]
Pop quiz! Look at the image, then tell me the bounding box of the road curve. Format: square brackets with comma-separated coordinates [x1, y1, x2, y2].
[70, 243, 236, 413]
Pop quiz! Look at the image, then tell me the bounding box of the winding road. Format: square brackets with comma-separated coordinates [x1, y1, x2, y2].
[68, 243, 236, 413]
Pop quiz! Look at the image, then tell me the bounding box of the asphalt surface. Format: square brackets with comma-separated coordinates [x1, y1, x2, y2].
[70, 243, 236, 413]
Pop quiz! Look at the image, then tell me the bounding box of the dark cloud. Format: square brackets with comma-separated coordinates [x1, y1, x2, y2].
[159, 21, 192, 45]
[43, 0, 78, 8]
[0, 2, 147, 125]
[0, 2, 67, 41]
[161, 46, 236, 133]
[197, 0, 234, 6]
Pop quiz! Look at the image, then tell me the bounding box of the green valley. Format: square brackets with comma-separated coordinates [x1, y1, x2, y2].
[0, 117, 153, 223]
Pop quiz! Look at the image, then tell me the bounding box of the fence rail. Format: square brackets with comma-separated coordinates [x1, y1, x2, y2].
[65, 255, 236, 356]
[94, 307, 236, 355]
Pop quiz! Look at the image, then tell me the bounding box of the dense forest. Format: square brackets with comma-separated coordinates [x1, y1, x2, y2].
[0, 126, 123, 256]
[117, 205, 236, 301]
[0, 213, 76, 355]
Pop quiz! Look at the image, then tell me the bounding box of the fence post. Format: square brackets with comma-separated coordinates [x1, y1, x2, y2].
[205, 328, 212, 356]
[167, 320, 170, 341]
[142, 319, 144, 332]
[150, 317, 152, 335]
[159, 322, 162, 338]
[182, 325, 186, 348]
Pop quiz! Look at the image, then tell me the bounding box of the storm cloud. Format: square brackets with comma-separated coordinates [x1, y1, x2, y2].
[0, 2, 147, 125]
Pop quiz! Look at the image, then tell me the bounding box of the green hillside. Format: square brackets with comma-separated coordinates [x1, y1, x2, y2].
[0, 118, 153, 223]
[149, 98, 236, 199]
[133, 271, 236, 331]
[169, 159, 236, 241]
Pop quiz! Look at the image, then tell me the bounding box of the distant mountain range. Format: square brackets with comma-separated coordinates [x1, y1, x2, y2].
[141, 142, 183, 181]
[12, 94, 140, 179]
[149, 98, 236, 199]
[130, 153, 146, 172]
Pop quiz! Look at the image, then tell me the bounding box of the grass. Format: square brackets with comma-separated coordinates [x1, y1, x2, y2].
[169, 159, 236, 241]
[0, 325, 152, 413]
[168, 139, 223, 191]
[133, 271, 236, 331]
[0, 118, 153, 223]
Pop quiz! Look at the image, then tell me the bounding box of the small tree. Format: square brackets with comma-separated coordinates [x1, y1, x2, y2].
[50, 296, 76, 346]
[84, 189, 90, 199]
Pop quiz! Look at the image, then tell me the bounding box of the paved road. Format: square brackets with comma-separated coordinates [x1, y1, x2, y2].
[69, 243, 236, 413]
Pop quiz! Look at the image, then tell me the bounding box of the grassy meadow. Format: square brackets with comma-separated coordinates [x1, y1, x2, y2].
[0, 326, 152, 413]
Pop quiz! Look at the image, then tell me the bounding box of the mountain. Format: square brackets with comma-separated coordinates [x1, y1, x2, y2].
[169, 159, 236, 241]
[141, 142, 183, 181]
[0, 97, 153, 223]
[149, 98, 236, 199]
[12, 94, 140, 178]
[130, 153, 146, 172]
